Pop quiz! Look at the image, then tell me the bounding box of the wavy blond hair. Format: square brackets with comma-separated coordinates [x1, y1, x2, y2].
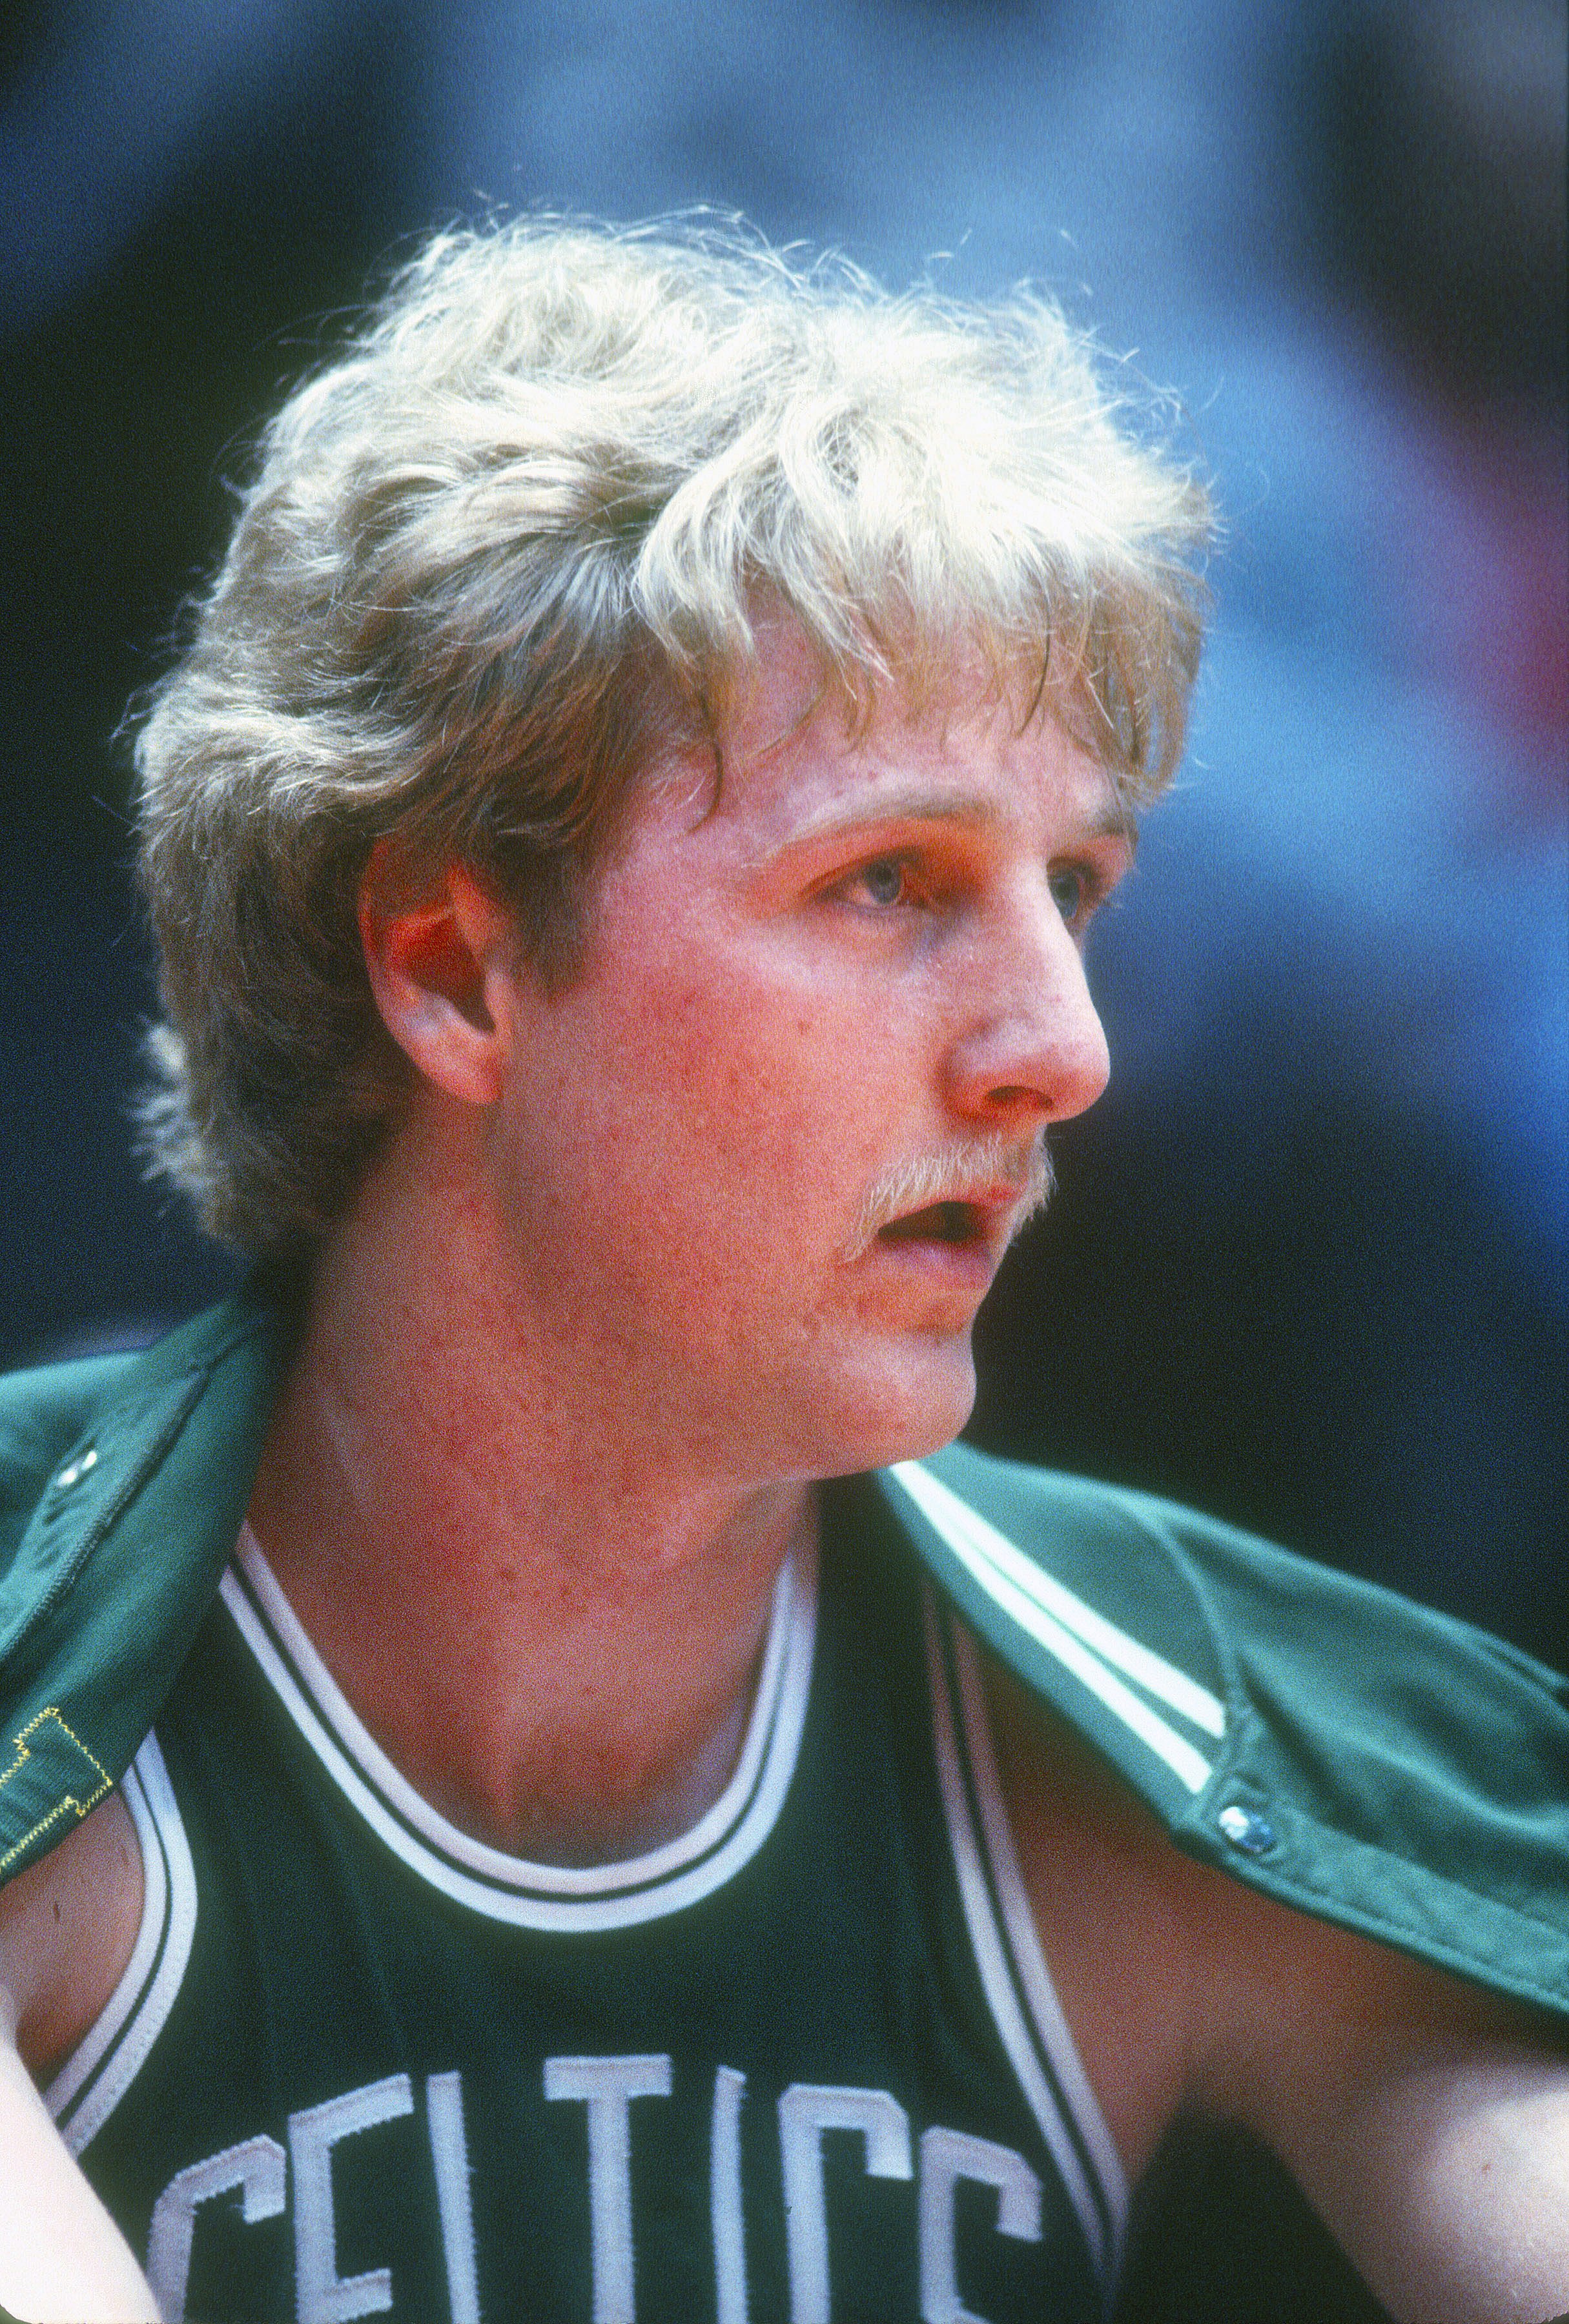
[134, 215, 1212, 1253]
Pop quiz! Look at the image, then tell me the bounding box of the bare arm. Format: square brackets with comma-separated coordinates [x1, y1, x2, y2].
[1188, 1884, 1569, 2324]
[1285, 2037, 1569, 2323]
[0, 1794, 161, 2323]
[987, 1649, 1569, 2323]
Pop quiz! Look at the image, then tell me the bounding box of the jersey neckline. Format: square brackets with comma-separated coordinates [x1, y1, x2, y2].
[220, 1522, 818, 1933]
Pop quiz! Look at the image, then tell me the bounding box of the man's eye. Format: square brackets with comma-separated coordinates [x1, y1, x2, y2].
[856, 856, 912, 907]
[1049, 864, 1092, 924]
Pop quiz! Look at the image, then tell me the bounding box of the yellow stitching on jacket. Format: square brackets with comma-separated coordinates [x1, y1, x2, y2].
[0, 1707, 113, 1871]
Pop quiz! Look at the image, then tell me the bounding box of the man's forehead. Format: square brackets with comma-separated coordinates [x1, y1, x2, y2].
[718, 619, 1026, 761]
[702, 637, 1134, 850]
[771, 774, 1137, 852]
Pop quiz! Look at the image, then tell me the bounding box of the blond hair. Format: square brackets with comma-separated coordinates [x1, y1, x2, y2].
[134, 215, 1212, 1253]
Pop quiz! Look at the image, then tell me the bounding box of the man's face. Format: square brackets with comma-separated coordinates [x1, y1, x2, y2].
[484, 629, 1134, 1486]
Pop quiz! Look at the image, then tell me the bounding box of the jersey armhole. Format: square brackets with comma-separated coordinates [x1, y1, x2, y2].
[46, 1733, 197, 2157]
[924, 1584, 1131, 2298]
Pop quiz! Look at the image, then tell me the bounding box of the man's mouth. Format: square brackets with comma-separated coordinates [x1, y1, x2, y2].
[841, 1137, 1054, 1274]
[868, 1192, 1023, 1292]
[877, 1199, 989, 1251]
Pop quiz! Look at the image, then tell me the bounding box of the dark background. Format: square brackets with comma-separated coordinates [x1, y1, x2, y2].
[3, 0, 1564, 1678]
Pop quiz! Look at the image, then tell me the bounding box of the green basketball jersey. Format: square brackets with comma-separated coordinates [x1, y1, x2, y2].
[3, 1283, 1566, 2317]
[52, 1490, 1118, 2323]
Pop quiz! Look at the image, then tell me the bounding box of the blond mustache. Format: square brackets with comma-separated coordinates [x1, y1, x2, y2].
[841, 1135, 1054, 1263]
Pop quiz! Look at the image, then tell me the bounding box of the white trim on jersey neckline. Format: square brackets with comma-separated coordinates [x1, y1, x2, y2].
[888, 1461, 1223, 1795]
[924, 1589, 1129, 2301]
[47, 1733, 198, 2157]
[219, 1522, 818, 1933]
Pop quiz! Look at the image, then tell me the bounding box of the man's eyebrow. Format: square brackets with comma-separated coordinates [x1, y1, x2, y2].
[776, 788, 1140, 853]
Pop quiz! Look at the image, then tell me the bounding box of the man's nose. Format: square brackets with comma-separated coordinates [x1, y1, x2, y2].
[941, 893, 1112, 1130]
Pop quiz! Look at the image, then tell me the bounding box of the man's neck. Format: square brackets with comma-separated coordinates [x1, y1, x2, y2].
[246, 1119, 814, 1867]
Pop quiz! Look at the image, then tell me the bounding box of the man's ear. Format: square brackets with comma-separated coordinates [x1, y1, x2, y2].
[358, 846, 521, 1106]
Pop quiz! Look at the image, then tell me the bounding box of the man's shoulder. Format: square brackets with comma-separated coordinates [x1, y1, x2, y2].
[0, 1287, 291, 1573]
[874, 1442, 1569, 2026]
[880, 1436, 1564, 1680]
[0, 1283, 298, 1893]
[0, 1349, 143, 1536]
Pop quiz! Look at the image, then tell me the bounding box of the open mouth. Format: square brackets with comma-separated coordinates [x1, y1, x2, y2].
[877, 1199, 989, 1250]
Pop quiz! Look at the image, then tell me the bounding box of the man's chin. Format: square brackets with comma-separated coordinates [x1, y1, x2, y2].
[810, 1340, 978, 1478]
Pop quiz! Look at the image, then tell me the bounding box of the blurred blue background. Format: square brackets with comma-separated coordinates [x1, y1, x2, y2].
[2, 0, 1565, 1661]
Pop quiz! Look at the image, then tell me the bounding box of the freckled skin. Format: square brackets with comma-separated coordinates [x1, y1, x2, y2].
[227, 634, 1130, 1863]
[480, 631, 1128, 1486]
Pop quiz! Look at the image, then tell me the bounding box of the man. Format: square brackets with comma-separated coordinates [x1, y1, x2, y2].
[0, 219, 1564, 2324]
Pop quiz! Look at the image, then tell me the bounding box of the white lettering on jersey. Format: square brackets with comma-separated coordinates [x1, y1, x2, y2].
[427, 2071, 481, 2324]
[147, 2066, 1055, 2320]
[918, 2126, 1042, 2324]
[289, 2073, 415, 2324]
[777, 2084, 914, 2324]
[543, 2052, 673, 2323]
[710, 2065, 748, 2323]
[145, 2132, 287, 2321]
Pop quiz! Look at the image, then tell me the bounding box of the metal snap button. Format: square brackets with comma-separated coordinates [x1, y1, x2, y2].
[1217, 1802, 1275, 1855]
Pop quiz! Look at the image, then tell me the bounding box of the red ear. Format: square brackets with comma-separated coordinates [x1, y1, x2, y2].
[358, 848, 518, 1106]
